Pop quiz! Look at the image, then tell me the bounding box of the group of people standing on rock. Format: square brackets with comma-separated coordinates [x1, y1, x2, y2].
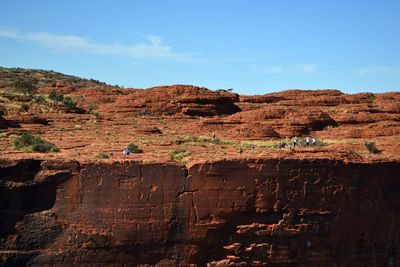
[278, 137, 317, 149]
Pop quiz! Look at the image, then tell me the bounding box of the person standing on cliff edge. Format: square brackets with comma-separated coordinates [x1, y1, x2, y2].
[123, 148, 130, 156]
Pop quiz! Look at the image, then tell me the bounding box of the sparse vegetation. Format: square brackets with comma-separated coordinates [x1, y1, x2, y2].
[241, 140, 279, 149]
[49, 91, 64, 102]
[314, 140, 336, 146]
[14, 79, 37, 98]
[169, 149, 191, 161]
[241, 138, 336, 149]
[369, 94, 377, 101]
[216, 88, 234, 93]
[127, 143, 142, 153]
[88, 103, 102, 118]
[136, 110, 154, 117]
[88, 103, 97, 113]
[323, 125, 336, 131]
[62, 96, 77, 109]
[365, 141, 381, 154]
[48, 90, 79, 110]
[14, 132, 59, 153]
[95, 153, 110, 159]
[0, 132, 8, 139]
[33, 95, 46, 103]
[178, 135, 232, 145]
[91, 111, 103, 120]
[1, 67, 115, 89]
[21, 103, 30, 111]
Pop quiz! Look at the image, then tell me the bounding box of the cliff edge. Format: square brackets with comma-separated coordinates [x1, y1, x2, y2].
[0, 67, 400, 266]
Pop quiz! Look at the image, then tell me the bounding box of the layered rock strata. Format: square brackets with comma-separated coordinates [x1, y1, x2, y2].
[1, 158, 399, 266]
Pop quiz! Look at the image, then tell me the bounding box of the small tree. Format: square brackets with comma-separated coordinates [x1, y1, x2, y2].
[127, 143, 142, 153]
[63, 97, 77, 109]
[15, 79, 37, 98]
[49, 91, 64, 102]
[95, 153, 109, 159]
[21, 103, 30, 111]
[365, 141, 381, 154]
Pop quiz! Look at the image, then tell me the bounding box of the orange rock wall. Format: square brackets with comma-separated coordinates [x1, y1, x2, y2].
[1, 159, 400, 266]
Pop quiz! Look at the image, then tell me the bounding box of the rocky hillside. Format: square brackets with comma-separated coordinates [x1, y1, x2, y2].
[0, 67, 400, 266]
[0, 67, 114, 90]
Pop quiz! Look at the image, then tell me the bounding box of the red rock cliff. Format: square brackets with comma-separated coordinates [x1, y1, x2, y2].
[1, 158, 399, 266]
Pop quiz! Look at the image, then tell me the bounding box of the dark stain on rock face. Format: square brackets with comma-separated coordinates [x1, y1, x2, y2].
[382, 183, 400, 212]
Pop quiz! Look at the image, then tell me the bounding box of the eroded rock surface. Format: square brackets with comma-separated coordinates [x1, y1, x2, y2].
[106, 85, 241, 117]
[1, 159, 399, 266]
[1, 68, 400, 266]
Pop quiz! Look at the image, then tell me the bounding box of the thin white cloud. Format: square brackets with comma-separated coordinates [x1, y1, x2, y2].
[298, 64, 319, 73]
[356, 66, 400, 76]
[224, 57, 255, 63]
[263, 66, 290, 74]
[0, 28, 202, 62]
[250, 63, 319, 74]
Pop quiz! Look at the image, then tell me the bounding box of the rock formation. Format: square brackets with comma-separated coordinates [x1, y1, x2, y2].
[1, 159, 399, 266]
[0, 67, 399, 266]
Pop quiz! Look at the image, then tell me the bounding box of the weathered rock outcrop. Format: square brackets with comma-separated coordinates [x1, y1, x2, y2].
[98, 85, 241, 117]
[232, 123, 280, 139]
[1, 158, 399, 266]
[1, 68, 400, 266]
[213, 106, 338, 137]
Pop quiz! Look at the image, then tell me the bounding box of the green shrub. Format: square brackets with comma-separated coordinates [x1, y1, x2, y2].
[63, 97, 77, 109]
[34, 95, 46, 103]
[49, 91, 64, 102]
[315, 140, 335, 146]
[241, 140, 278, 149]
[92, 111, 103, 120]
[21, 103, 30, 111]
[365, 141, 381, 154]
[178, 135, 232, 145]
[210, 138, 231, 145]
[216, 88, 234, 92]
[14, 132, 59, 153]
[136, 110, 154, 117]
[169, 149, 191, 161]
[49, 91, 78, 109]
[14, 79, 37, 98]
[369, 94, 376, 101]
[95, 153, 109, 159]
[127, 143, 142, 153]
[323, 125, 336, 131]
[179, 136, 207, 143]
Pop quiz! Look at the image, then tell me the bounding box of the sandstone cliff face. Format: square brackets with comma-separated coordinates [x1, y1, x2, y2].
[1, 68, 400, 266]
[1, 158, 399, 266]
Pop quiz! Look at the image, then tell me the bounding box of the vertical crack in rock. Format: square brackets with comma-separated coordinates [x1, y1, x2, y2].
[2, 159, 400, 266]
[165, 165, 192, 266]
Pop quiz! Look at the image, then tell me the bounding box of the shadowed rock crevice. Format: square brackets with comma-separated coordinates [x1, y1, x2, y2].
[0, 160, 72, 238]
[0, 159, 42, 182]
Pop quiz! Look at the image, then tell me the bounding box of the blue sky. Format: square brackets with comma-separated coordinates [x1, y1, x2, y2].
[1, 1, 399, 94]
